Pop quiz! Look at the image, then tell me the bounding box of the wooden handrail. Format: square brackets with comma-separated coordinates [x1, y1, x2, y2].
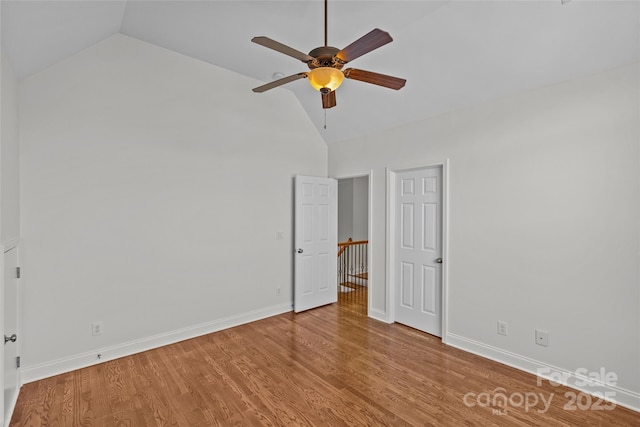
[337, 238, 368, 257]
[337, 238, 352, 257]
[338, 239, 368, 247]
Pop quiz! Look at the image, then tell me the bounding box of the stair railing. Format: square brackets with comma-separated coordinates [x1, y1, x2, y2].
[337, 238, 368, 314]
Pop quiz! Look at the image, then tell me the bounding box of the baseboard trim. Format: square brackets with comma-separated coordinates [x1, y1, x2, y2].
[446, 333, 640, 413]
[21, 303, 293, 384]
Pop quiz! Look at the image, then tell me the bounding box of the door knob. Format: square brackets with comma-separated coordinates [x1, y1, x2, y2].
[435, 258, 443, 264]
[297, 249, 304, 254]
[4, 334, 17, 344]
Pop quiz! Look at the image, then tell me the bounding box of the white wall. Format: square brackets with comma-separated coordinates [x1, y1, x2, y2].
[338, 179, 353, 242]
[352, 176, 368, 242]
[338, 176, 368, 242]
[1, 53, 19, 244]
[19, 34, 327, 379]
[329, 63, 640, 406]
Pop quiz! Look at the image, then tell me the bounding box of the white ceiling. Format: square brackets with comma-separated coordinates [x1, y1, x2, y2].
[2, 0, 639, 144]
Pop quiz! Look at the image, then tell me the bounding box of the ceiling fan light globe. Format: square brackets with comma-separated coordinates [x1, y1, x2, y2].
[307, 67, 344, 92]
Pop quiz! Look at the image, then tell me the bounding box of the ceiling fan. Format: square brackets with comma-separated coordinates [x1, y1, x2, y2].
[251, 0, 406, 109]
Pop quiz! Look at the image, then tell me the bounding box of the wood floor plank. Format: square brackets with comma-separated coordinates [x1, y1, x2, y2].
[10, 301, 640, 426]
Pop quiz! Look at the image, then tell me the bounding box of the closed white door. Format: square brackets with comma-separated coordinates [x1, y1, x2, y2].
[294, 175, 337, 313]
[394, 167, 442, 336]
[3, 246, 19, 425]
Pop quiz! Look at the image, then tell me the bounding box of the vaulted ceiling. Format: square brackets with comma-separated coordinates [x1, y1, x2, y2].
[3, 1, 639, 144]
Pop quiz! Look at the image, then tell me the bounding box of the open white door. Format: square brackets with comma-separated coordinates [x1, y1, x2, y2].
[294, 175, 337, 313]
[2, 245, 19, 427]
[0, 245, 4, 427]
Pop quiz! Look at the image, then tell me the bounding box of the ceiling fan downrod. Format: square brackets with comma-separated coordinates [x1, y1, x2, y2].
[324, 0, 328, 47]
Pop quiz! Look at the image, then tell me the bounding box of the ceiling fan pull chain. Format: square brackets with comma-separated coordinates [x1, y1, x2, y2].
[324, 110, 327, 129]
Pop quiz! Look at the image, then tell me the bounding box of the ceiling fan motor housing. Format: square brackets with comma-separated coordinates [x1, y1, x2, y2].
[307, 46, 344, 69]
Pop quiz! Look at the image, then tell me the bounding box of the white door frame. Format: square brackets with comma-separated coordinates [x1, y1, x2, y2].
[333, 171, 373, 318]
[386, 160, 450, 343]
[1, 238, 20, 427]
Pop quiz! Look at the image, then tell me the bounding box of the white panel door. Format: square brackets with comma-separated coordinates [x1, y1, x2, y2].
[0, 248, 3, 427]
[3, 246, 19, 426]
[394, 167, 442, 336]
[294, 175, 337, 313]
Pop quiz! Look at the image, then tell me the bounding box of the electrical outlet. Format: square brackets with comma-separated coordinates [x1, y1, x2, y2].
[535, 329, 549, 347]
[276, 287, 281, 296]
[276, 231, 284, 240]
[92, 321, 103, 336]
[497, 321, 508, 336]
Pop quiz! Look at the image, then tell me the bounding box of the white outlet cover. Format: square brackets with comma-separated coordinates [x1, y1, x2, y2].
[535, 330, 549, 347]
[92, 321, 103, 336]
[497, 321, 508, 336]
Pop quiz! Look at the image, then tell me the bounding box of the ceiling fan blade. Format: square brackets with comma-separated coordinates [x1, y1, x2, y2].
[335, 29, 393, 63]
[252, 73, 307, 93]
[343, 68, 406, 90]
[322, 90, 337, 109]
[251, 36, 314, 62]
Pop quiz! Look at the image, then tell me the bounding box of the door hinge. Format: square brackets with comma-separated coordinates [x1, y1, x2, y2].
[16, 267, 21, 279]
[16, 356, 20, 368]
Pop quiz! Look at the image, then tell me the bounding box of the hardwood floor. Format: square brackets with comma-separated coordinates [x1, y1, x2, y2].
[338, 285, 367, 316]
[11, 303, 639, 426]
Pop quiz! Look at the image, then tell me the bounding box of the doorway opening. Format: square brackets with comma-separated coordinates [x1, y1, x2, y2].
[337, 176, 369, 316]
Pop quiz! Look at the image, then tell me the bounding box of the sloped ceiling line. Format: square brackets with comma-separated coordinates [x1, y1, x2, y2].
[3, 0, 639, 144]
